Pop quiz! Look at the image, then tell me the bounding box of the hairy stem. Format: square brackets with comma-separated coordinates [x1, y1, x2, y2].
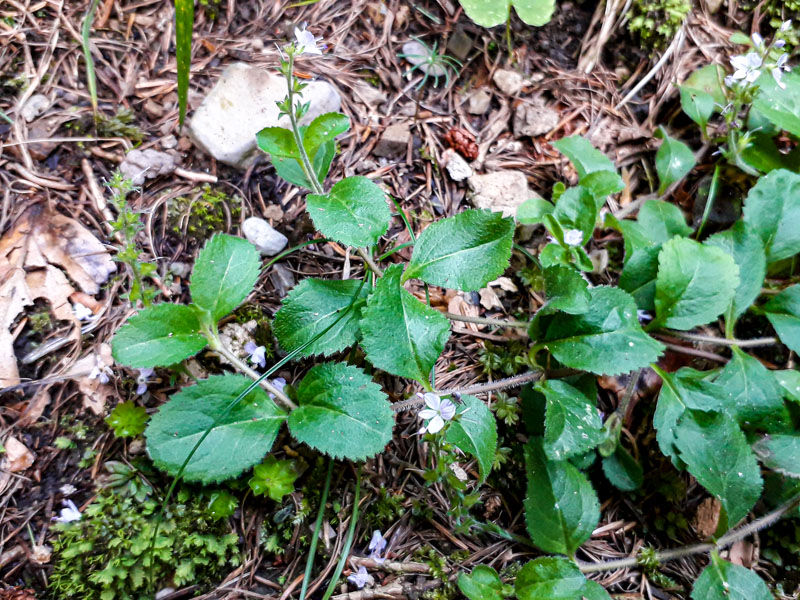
[659, 330, 778, 348]
[357, 247, 384, 276]
[286, 54, 325, 196]
[445, 312, 528, 329]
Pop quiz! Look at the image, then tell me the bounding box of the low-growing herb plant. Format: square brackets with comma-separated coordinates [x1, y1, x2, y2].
[109, 25, 800, 598]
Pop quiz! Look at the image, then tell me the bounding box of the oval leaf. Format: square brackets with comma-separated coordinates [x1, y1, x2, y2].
[515, 557, 610, 600]
[753, 434, 800, 478]
[537, 379, 604, 461]
[655, 128, 695, 194]
[763, 285, 800, 354]
[691, 555, 772, 600]
[742, 169, 800, 263]
[458, 566, 505, 600]
[445, 395, 498, 482]
[552, 136, 617, 179]
[303, 113, 349, 158]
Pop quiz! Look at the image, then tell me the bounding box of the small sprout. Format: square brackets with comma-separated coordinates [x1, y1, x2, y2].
[249, 456, 299, 502]
[105, 401, 149, 438]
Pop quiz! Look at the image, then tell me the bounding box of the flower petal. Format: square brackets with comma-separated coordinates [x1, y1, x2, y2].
[419, 409, 437, 420]
[427, 415, 445, 434]
[439, 399, 457, 420]
[423, 392, 441, 411]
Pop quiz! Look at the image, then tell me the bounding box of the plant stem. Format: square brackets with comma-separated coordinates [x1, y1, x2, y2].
[321, 466, 362, 600]
[659, 330, 778, 348]
[207, 336, 296, 410]
[357, 248, 384, 276]
[301, 460, 335, 600]
[579, 493, 800, 573]
[445, 312, 528, 329]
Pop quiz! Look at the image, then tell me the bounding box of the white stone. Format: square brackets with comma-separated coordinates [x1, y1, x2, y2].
[21, 94, 50, 122]
[189, 63, 341, 168]
[465, 88, 491, 115]
[401, 40, 447, 77]
[242, 217, 288, 256]
[442, 148, 472, 181]
[513, 100, 560, 137]
[493, 69, 525, 96]
[119, 149, 176, 185]
[468, 170, 541, 218]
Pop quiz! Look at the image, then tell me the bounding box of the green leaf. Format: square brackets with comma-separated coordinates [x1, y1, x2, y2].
[580, 170, 624, 200]
[706, 222, 767, 321]
[190, 233, 261, 323]
[523, 438, 600, 556]
[458, 566, 506, 600]
[776, 369, 800, 403]
[674, 410, 763, 527]
[715, 347, 786, 428]
[652, 237, 739, 330]
[618, 245, 661, 311]
[105, 401, 149, 438]
[145, 374, 287, 483]
[458, 0, 555, 27]
[175, 0, 194, 126]
[515, 557, 610, 600]
[255, 127, 300, 158]
[602, 446, 643, 491]
[536, 379, 604, 461]
[691, 554, 772, 600]
[538, 286, 665, 375]
[679, 86, 715, 128]
[753, 434, 800, 478]
[111, 303, 208, 368]
[248, 455, 299, 501]
[552, 136, 617, 179]
[360, 265, 450, 384]
[683, 64, 726, 105]
[273, 278, 369, 357]
[207, 490, 238, 519]
[542, 265, 590, 314]
[516, 197, 554, 224]
[636, 199, 693, 244]
[273, 134, 335, 190]
[404, 209, 514, 292]
[763, 285, 800, 354]
[302, 113, 349, 159]
[288, 362, 394, 460]
[742, 169, 800, 263]
[553, 186, 597, 244]
[445, 394, 497, 482]
[753, 70, 800, 137]
[306, 176, 391, 247]
[511, 0, 556, 26]
[740, 132, 800, 174]
[655, 128, 695, 195]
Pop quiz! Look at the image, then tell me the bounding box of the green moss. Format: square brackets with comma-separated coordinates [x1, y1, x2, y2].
[627, 0, 691, 50]
[95, 108, 145, 144]
[169, 185, 241, 243]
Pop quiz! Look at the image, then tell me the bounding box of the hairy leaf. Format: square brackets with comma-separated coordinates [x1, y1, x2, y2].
[255, 127, 299, 158]
[652, 237, 739, 330]
[539, 286, 664, 375]
[523, 438, 600, 556]
[552, 136, 617, 179]
[191, 234, 261, 323]
[404, 209, 514, 291]
[516, 197, 554, 224]
[536, 379, 604, 460]
[458, 566, 506, 600]
[776, 369, 800, 403]
[111, 303, 207, 368]
[715, 347, 786, 429]
[542, 265, 590, 314]
[303, 113, 349, 159]
[146, 375, 286, 483]
[580, 170, 625, 200]
[742, 169, 800, 263]
[691, 555, 772, 600]
[360, 265, 450, 384]
[515, 557, 610, 600]
[446, 395, 497, 482]
[306, 176, 391, 247]
[655, 128, 695, 194]
[753, 434, 800, 478]
[763, 285, 800, 354]
[618, 245, 661, 311]
[288, 362, 394, 460]
[602, 446, 643, 491]
[273, 278, 369, 357]
[636, 199, 693, 243]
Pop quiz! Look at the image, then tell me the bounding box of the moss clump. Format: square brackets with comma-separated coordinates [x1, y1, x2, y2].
[95, 108, 145, 144]
[169, 185, 241, 243]
[49, 490, 240, 600]
[627, 0, 691, 50]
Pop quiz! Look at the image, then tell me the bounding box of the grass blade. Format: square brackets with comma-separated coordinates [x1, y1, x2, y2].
[81, 0, 100, 116]
[175, 0, 195, 127]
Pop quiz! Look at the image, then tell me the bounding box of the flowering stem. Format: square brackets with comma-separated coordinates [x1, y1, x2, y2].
[300, 459, 334, 600]
[321, 466, 362, 600]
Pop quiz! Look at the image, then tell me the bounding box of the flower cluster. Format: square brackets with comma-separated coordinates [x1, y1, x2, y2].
[725, 24, 792, 89]
[346, 530, 388, 589]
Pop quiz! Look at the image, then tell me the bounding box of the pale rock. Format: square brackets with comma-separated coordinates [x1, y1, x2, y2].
[401, 40, 447, 77]
[493, 69, 525, 95]
[374, 122, 411, 157]
[21, 94, 50, 122]
[189, 63, 341, 168]
[161, 134, 178, 149]
[217, 320, 257, 366]
[468, 170, 539, 217]
[442, 148, 472, 181]
[169, 261, 190, 278]
[242, 217, 288, 256]
[465, 88, 491, 115]
[120, 149, 176, 185]
[513, 100, 560, 137]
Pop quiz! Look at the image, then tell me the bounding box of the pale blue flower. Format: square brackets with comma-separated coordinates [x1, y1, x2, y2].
[347, 566, 372, 589]
[294, 25, 323, 55]
[244, 341, 267, 368]
[418, 393, 456, 434]
[136, 368, 154, 395]
[54, 500, 81, 523]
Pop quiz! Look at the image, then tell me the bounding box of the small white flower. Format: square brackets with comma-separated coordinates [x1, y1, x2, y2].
[772, 53, 790, 89]
[637, 310, 653, 323]
[244, 341, 267, 368]
[781, 19, 792, 32]
[418, 393, 456, 435]
[563, 229, 584, 247]
[60, 484, 77, 496]
[88, 357, 113, 385]
[72, 302, 93, 321]
[368, 530, 387, 563]
[731, 52, 763, 83]
[347, 566, 372, 589]
[136, 367, 154, 395]
[751, 32, 764, 49]
[294, 25, 323, 55]
[54, 500, 81, 523]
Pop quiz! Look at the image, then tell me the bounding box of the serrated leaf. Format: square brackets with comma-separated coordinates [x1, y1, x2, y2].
[445, 394, 497, 482]
[523, 438, 600, 556]
[753, 434, 800, 478]
[602, 446, 643, 491]
[742, 169, 800, 263]
[249, 455, 299, 501]
[763, 285, 800, 354]
[404, 209, 514, 291]
[306, 176, 391, 247]
[255, 126, 299, 158]
[145, 374, 287, 483]
[458, 566, 506, 600]
[111, 303, 208, 368]
[288, 362, 393, 460]
[360, 265, 450, 384]
[691, 555, 772, 600]
[536, 379, 604, 461]
[715, 347, 787, 428]
[706, 222, 767, 321]
[516, 197, 554, 224]
[618, 245, 661, 310]
[552, 136, 617, 179]
[652, 237, 739, 330]
[679, 86, 715, 128]
[553, 186, 596, 244]
[538, 286, 664, 375]
[753, 70, 800, 138]
[190, 234, 261, 322]
[637, 199, 693, 243]
[105, 401, 148, 438]
[515, 557, 610, 600]
[303, 112, 349, 159]
[542, 265, 590, 314]
[273, 278, 369, 357]
[674, 410, 763, 527]
[655, 128, 695, 195]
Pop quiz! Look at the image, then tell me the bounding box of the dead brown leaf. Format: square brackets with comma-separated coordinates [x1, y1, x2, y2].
[693, 497, 721, 539]
[67, 344, 114, 415]
[726, 540, 757, 568]
[2, 437, 34, 473]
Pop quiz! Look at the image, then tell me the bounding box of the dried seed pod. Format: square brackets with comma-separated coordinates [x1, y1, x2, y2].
[443, 127, 479, 160]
